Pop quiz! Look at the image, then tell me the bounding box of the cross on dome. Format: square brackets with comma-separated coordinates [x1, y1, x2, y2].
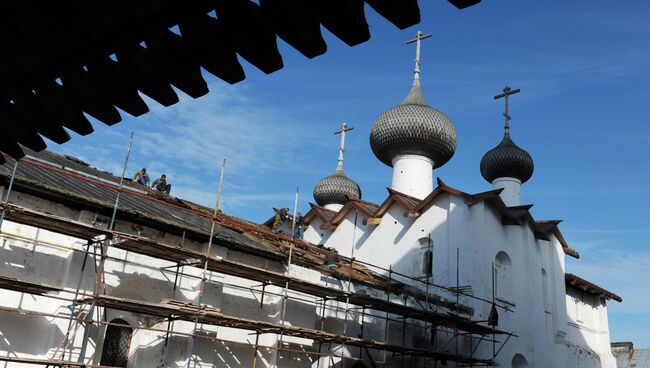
[312, 123, 361, 208]
[493, 86, 521, 135]
[405, 31, 432, 87]
[334, 123, 353, 171]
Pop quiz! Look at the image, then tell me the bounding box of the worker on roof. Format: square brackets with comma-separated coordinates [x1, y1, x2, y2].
[152, 174, 172, 194]
[293, 211, 304, 239]
[133, 168, 150, 186]
[272, 207, 289, 231]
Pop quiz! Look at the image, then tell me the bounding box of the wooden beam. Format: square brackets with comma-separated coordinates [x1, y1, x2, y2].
[365, 217, 381, 225]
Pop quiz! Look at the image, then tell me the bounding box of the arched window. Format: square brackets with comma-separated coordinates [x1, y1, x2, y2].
[495, 251, 512, 301]
[417, 237, 434, 277]
[512, 353, 528, 368]
[100, 318, 133, 367]
[542, 269, 551, 313]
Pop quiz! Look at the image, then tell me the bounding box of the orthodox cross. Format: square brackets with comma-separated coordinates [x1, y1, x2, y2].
[494, 86, 521, 134]
[334, 123, 353, 171]
[406, 31, 432, 86]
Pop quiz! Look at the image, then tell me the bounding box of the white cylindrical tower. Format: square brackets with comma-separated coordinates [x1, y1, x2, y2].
[369, 31, 457, 199]
[391, 154, 433, 199]
[492, 177, 522, 207]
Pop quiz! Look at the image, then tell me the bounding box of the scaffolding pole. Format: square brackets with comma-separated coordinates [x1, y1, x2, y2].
[0, 199, 516, 368]
[96, 131, 134, 294]
[0, 160, 18, 230]
[276, 186, 299, 365]
[186, 158, 226, 368]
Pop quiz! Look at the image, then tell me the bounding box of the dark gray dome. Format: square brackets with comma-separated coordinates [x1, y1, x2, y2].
[369, 85, 457, 168]
[313, 169, 361, 206]
[480, 133, 534, 183]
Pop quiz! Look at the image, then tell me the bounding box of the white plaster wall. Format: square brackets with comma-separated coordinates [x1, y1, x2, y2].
[0, 191, 326, 368]
[301, 218, 331, 246]
[391, 154, 434, 200]
[492, 177, 522, 206]
[0, 186, 620, 368]
[303, 187, 619, 368]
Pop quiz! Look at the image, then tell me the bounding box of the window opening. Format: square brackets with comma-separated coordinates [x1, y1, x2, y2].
[100, 318, 133, 367]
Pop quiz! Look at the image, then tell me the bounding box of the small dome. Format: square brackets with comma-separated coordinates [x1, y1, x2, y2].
[313, 169, 361, 206]
[370, 85, 457, 168]
[480, 133, 534, 183]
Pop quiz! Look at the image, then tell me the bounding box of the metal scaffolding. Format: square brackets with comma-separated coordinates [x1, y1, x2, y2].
[0, 156, 515, 368]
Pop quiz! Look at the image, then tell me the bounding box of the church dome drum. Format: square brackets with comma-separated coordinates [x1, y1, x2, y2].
[370, 85, 457, 168]
[480, 133, 534, 184]
[313, 169, 361, 206]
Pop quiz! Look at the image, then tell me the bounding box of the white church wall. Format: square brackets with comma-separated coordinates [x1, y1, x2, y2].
[0, 184, 622, 368]
[301, 188, 621, 368]
[328, 210, 368, 266]
[302, 218, 331, 245]
[0, 190, 334, 368]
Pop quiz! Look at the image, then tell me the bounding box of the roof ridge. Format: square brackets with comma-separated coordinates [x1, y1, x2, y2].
[386, 187, 423, 202]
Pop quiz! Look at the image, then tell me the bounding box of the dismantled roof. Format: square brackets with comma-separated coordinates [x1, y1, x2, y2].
[0, 0, 480, 162]
[0, 149, 470, 300]
[304, 178, 581, 259]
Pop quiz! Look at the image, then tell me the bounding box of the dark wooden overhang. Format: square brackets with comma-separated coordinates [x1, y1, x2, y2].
[320, 198, 380, 230]
[303, 203, 338, 226]
[565, 273, 622, 303]
[0, 1, 480, 163]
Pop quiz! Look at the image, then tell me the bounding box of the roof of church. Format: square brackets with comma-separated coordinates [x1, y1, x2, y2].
[303, 204, 338, 225]
[0, 149, 411, 290]
[566, 273, 622, 302]
[321, 199, 381, 229]
[0, 1, 481, 162]
[303, 178, 581, 259]
[612, 343, 650, 367]
[313, 168, 361, 206]
[369, 188, 422, 219]
[480, 131, 535, 184]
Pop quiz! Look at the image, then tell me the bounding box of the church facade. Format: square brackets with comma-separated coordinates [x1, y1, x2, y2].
[299, 32, 621, 367]
[0, 32, 620, 368]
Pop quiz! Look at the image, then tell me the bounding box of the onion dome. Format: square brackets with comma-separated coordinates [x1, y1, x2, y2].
[313, 168, 361, 206]
[313, 123, 361, 207]
[480, 131, 534, 183]
[370, 85, 457, 168]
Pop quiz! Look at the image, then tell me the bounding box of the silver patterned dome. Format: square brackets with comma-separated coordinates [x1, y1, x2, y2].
[369, 84, 457, 168]
[480, 132, 534, 183]
[313, 168, 361, 206]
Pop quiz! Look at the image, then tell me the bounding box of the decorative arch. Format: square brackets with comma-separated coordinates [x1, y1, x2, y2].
[512, 353, 528, 368]
[100, 318, 133, 367]
[495, 251, 512, 301]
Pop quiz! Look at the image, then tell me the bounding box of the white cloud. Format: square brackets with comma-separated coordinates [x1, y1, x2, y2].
[53, 83, 330, 214]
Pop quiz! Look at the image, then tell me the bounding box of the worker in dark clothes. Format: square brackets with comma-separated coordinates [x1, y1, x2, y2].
[293, 212, 304, 238]
[134, 168, 150, 186]
[152, 174, 172, 194]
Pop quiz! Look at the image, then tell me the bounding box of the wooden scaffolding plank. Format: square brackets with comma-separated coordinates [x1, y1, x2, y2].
[0, 355, 86, 367]
[0, 203, 111, 240]
[0, 278, 494, 365]
[0, 203, 503, 336]
[87, 295, 494, 366]
[112, 233, 503, 336]
[0, 275, 64, 295]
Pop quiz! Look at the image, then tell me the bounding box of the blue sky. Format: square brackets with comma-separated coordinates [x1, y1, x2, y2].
[49, 1, 649, 347]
